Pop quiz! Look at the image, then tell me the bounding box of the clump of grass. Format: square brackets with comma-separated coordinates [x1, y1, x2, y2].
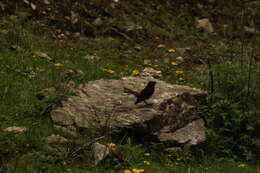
[5, 26, 32, 50]
[190, 43, 260, 161]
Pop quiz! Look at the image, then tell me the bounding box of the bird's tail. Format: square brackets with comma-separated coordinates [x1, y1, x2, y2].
[123, 87, 140, 98]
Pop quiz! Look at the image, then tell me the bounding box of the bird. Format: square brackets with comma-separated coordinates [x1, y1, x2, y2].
[124, 81, 156, 104]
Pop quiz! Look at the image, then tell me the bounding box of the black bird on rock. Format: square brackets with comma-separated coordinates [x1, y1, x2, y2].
[124, 81, 156, 104]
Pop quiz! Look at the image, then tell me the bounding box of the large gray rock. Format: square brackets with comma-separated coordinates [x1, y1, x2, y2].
[51, 76, 207, 145]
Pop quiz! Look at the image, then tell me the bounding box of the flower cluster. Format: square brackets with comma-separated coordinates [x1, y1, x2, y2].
[143, 160, 150, 165]
[171, 61, 178, 65]
[175, 70, 184, 75]
[167, 48, 176, 53]
[132, 69, 140, 75]
[54, 63, 63, 67]
[124, 168, 145, 173]
[144, 153, 151, 156]
[103, 69, 115, 73]
[238, 163, 247, 168]
[107, 143, 116, 147]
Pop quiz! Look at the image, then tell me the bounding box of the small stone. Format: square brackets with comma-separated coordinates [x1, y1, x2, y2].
[244, 26, 258, 34]
[143, 59, 152, 65]
[23, 0, 30, 5]
[4, 126, 27, 134]
[134, 45, 142, 51]
[79, 36, 87, 41]
[93, 18, 103, 26]
[126, 25, 135, 31]
[34, 51, 53, 61]
[57, 33, 66, 39]
[63, 69, 84, 78]
[43, 0, 50, 5]
[51, 109, 75, 125]
[208, 0, 215, 3]
[196, 18, 214, 33]
[156, 119, 206, 145]
[54, 125, 78, 136]
[163, 57, 170, 64]
[197, 4, 203, 10]
[74, 32, 81, 37]
[141, 67, 162, 79]
[70, 11, 78, 24]
[65, 31, 71, 36]
[92, 142, 110, 165]
[36, 87, 56, 100]
[157, 44, 166, 48]
[175, 47, 191, 55]
[165, 147, 181, 152]
[66, 80, 76, 90]
[176, 56, 184, 63]
[30, 2, 37, 10]
[10, 45, 22, 51]
[82, 54, 101, 61]
[44, 134, 69, 144]
[110, 2, 116, 8]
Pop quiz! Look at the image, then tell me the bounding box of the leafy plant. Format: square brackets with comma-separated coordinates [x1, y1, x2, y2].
[196, 61, 260, 161]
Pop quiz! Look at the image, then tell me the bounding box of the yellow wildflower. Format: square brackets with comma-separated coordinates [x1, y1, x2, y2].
[132, 69, 140, 75]
[175, 70, 184, 75]
[59, 40, 64, 43]
[144, 153, 151, 156]
[124, 170, 132, 173]
[167, 48, 175, 53]
[132, 168, 138, 173]
[138, 169, 144, 173]
[54, 63, 63, 67]
[238, 163, 247, 168]
[107, 143, 116, 147]
[143, 160, 150, 165]
[104, 69, 115, 73]
[132, 168, 144, 173]
[171, 61, 178, 65]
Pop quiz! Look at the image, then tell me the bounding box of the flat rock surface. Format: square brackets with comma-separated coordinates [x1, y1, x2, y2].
[51, 77, 207, 145]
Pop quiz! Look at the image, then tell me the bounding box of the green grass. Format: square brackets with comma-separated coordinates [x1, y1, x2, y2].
[1, 0, 260, 172]
[0, 26, 259, 172]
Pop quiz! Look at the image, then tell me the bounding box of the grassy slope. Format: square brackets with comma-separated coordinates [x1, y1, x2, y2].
[0, 0, 260, 172]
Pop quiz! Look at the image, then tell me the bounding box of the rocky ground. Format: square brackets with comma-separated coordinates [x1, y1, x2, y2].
[0, 0, 260, 172]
